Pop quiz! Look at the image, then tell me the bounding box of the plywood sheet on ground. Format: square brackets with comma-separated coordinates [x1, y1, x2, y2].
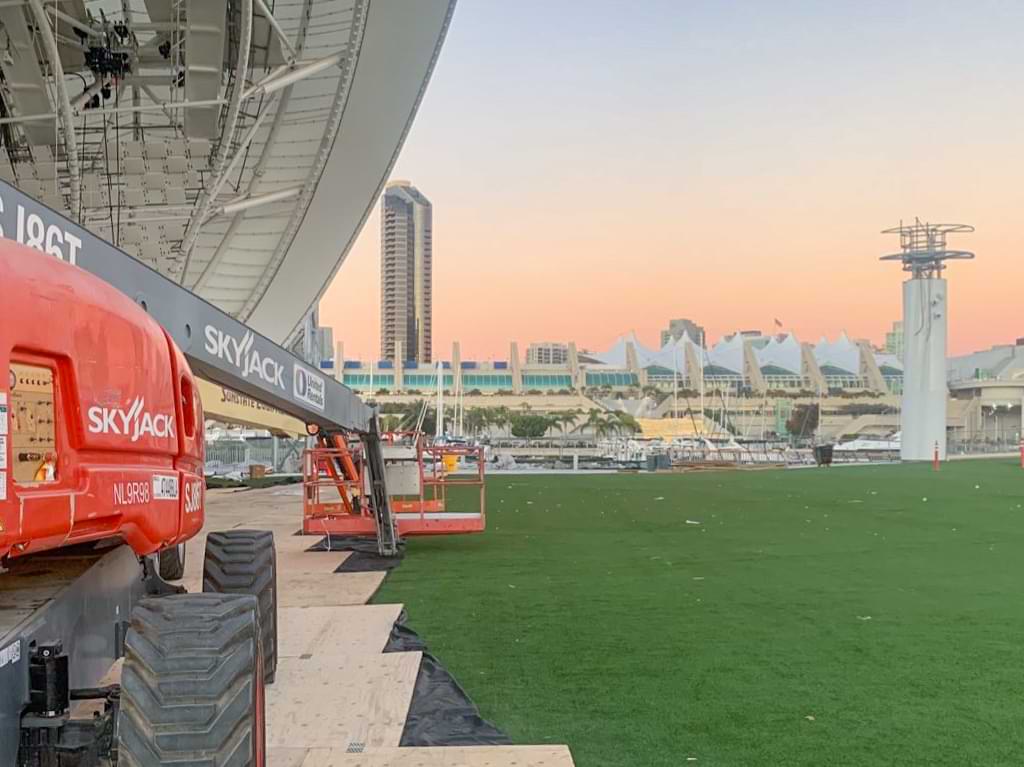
[269, 748, 310, 767]
[276, 549, 351, 573]
[277, 571, 386, 607]
[267, 652, 421, 750]
[277, 604, 403, 658]
[299, 746, 576, 767]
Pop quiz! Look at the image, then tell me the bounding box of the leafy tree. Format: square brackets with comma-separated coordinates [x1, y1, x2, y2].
[510, 413, 551, 438]
[785, 403, 819, 438]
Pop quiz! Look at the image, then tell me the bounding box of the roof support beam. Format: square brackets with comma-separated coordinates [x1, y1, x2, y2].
[253, 0, 297, 62]
[185, 0, 317, 297]
[179, 0, 253, 283]
[239, 0, 368, 321]
[241, 53, 343, 100]
[27, 0, 81, 219]
[218, 186, 302, 216]
[0, 97, 228, 126]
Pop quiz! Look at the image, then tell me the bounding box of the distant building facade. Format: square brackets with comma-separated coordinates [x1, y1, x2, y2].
[661, 318, 706, 347]
[526, 342, 569, 365]
[885, 320, 903, 362]
[381, 180, 432, 363]
[336, 330, 907, 396]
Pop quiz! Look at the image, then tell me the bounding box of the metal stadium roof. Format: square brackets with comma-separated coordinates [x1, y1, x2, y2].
[0, 0, 455, 344]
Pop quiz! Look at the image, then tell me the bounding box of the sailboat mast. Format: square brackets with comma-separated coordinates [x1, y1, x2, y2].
[436, 360, 444, 439]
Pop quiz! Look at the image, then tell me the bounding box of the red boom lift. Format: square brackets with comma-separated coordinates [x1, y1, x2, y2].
[0, 174, 422, 765]
[1, 244, 277, 765]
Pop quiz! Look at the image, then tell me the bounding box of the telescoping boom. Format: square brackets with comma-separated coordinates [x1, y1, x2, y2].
[0, 178, 370, 433]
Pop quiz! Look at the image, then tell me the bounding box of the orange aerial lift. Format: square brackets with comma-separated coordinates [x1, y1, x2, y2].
[302, 430, 486, 538]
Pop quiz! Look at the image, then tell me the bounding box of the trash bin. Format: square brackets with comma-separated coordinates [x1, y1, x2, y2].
[813, 444, 834, 467]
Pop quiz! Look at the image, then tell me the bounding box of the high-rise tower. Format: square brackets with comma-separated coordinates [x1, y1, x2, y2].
[880, 219, 974, 461]
[380, 181, 432, 363]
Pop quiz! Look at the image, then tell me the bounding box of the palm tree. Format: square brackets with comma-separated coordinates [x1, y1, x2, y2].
[592, 414, 619, 439]
[611, 411, 641, 435]
[464, 407, 486, 436]
[397, 400, 425, 430]
[491, 406, 512, 438]
[545, 414, 565, 438]
[580, 408, 607, 437]
[556, 411, 579, 436]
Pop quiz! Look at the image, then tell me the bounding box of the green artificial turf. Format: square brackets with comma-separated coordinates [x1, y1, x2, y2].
[374, 460, 1024, 766]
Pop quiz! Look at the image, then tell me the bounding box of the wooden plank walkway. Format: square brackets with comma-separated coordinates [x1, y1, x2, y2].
[200, 486, 575, 767]
[272, 746, 575, 767]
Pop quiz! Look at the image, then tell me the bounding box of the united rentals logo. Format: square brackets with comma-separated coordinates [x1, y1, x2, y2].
[204, 325, 286, 390]
[293, 364, 326, 411]
[87, 398, 175, 442]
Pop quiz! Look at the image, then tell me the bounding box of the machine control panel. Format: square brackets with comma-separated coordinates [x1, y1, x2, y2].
[9, 364, 56, 483]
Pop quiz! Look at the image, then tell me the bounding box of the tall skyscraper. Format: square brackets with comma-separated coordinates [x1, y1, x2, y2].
[380, 180, 432, 363]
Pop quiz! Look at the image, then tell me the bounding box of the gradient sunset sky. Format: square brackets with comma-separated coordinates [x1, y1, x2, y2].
[319, 0, 1024, 361]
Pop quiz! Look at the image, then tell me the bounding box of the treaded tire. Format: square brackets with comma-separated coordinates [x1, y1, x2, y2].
[117, 593, 266, 766]
[203, 530, 277, 684]
[158, 543, 185, 580]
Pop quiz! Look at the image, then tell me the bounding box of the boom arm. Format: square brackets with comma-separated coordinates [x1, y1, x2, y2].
[0, 179, 370, 432]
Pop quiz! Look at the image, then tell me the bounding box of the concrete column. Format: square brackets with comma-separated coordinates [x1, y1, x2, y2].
[684, 342, 703, 393]
[510, 342, 522, 393]
[901, 277, 948, 460]
[743, 339, 767, 394]
[567, 341, 581, 391]
[394, 340, 404, 392]
[625, 342, 646, 386]
[334, 341, 344, 381]
[800, 342, 827, 393]
[857, 340, 887, 393]
[452, 341, 462, 394]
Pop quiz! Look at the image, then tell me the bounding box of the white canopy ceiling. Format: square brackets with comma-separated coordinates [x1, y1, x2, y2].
[0, 0, 456, 344]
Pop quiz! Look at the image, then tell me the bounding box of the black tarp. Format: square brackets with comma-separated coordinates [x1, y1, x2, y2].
[305, 534, 407, 572]
[302, 535, 508, 744]
[385, 612, 512, 746]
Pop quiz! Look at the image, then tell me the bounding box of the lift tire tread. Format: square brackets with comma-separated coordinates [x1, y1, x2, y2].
[117, 593, 265, 766]
[203, 530, 278, 685]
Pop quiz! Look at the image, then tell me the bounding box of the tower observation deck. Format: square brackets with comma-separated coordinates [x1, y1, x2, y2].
[880, 219, 975, 461]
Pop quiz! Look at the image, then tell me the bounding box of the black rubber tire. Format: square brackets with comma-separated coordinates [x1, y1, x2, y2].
[203, 530, 277, 685]
[117, 593, 266, 766]
[157, 543, 185, 580]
